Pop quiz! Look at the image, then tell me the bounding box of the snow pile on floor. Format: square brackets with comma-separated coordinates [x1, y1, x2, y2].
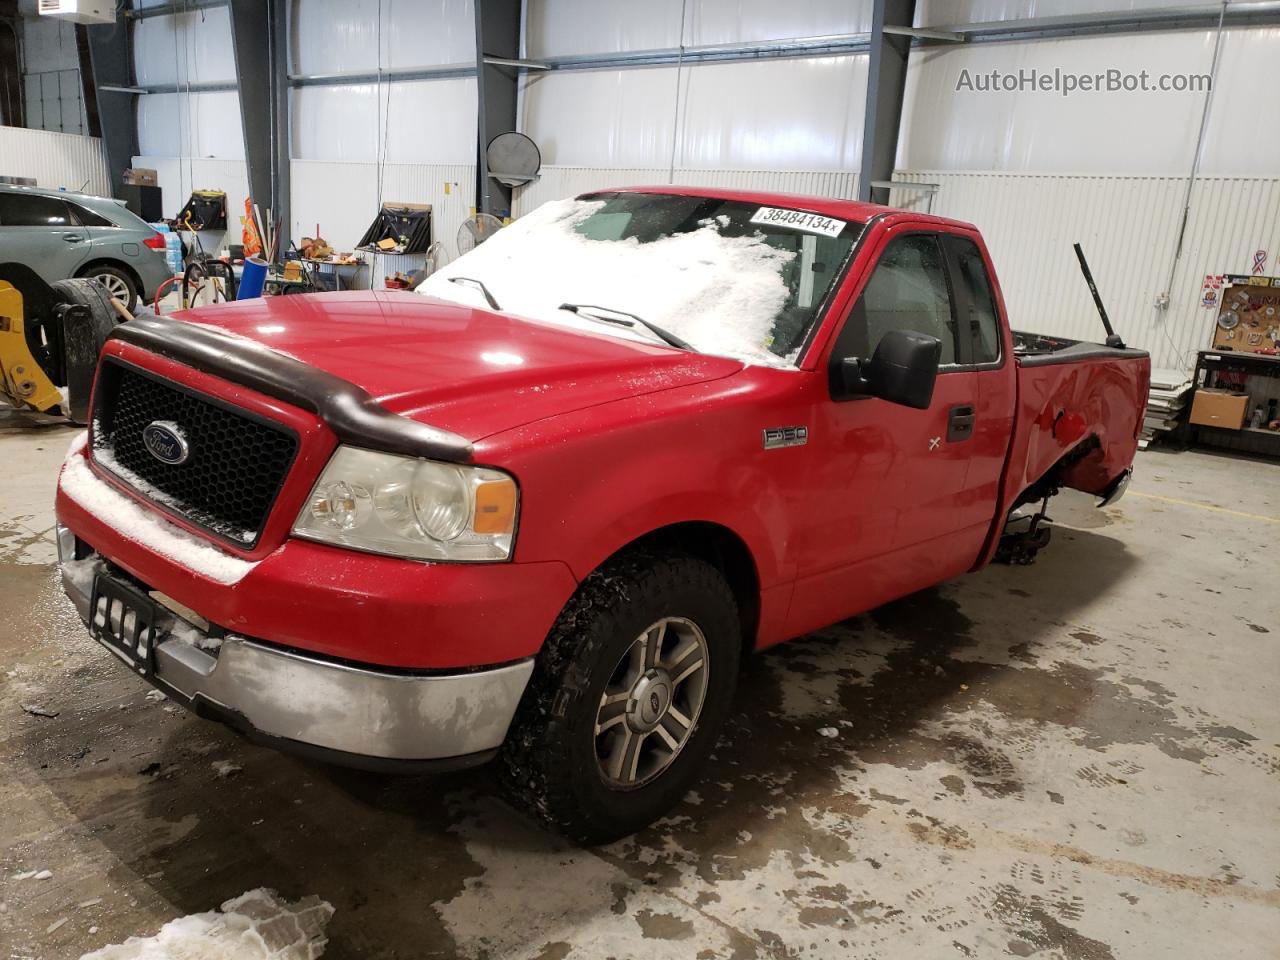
[81, 889, 334, 960]
[59, 453, 256, 585]
[418, 198, 797, 368]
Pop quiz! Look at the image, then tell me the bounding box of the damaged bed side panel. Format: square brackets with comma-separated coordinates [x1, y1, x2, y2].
[979, 353, 1150, 565]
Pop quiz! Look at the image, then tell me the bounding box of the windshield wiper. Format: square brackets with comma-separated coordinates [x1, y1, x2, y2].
[558, 303, 696, 352]
[449, 276, 502, 311]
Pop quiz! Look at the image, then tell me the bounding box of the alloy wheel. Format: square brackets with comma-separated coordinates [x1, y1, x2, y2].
[93, 273, 130, 302]
[594, 616, 709, 788]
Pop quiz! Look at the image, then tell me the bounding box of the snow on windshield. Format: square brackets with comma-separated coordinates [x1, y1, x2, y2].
[418, 199, 798, 368]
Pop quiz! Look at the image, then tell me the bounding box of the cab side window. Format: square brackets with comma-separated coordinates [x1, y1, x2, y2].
[948, 237, 1001, 363]
[848, 234, 958, 365]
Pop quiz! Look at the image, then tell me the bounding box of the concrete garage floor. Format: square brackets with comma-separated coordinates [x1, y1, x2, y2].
[1, 410, 1277, 960]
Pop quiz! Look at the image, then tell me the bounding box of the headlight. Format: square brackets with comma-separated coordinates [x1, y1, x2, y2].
[293, 446, 518, 561]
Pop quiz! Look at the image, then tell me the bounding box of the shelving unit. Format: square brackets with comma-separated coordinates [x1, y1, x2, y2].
[1185, 349, 1280, 459]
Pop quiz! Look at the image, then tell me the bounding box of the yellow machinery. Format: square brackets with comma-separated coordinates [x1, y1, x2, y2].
[0, 265, 118, 424]
[0, 279, 63, 413]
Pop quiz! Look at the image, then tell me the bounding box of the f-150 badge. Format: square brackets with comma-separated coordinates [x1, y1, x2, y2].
[763, 426, 808, 449]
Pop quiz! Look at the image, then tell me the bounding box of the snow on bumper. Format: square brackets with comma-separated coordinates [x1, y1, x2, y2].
[53, 448, 579, 764]
[60, 444, 257, 584]
[54, 453, 578, 670]
[59, 539, 536, 764]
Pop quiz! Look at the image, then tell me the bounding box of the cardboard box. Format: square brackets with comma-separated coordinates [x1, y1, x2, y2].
[123, 167, 158, 187]
[1189, 389, 1248, 429]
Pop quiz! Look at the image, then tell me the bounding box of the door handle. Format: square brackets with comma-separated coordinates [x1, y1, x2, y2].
[947, 404, 976, 442]
[62, 233, 83, 243]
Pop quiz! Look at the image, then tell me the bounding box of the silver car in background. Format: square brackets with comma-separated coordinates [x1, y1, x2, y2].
[0, 185, 173, 313]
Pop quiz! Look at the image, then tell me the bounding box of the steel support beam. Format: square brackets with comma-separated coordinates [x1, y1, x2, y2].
[543, 34, 871, 71]
[82, 16, 139, 199]
[474, 0, 522, 217]
[935, 2, 1280, 42]
[290, 64, 477, 87]
[859, 0, 915, 205]
[126, 0, 228, 20]
[882, 24, 963, 42]
[229, 0, 290, 259]
[103, 80, 239, 95]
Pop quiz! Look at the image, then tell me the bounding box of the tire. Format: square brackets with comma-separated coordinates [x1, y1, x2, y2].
[51, 278, 118, 424]
[80, 263, 137, 313]
[500, 550, 740, 844]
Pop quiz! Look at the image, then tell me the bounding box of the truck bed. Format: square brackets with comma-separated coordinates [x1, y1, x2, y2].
[981, 330, 1151, 563]
[1012, 329, 1150, 366]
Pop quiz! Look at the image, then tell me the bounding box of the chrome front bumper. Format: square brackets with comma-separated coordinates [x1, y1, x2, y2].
[59, 536, 533, 768]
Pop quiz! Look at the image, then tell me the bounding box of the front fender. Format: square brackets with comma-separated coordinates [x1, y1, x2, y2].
[483, 385, 800, 591]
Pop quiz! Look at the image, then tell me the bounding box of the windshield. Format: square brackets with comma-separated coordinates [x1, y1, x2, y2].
[418, 192, 864, 368]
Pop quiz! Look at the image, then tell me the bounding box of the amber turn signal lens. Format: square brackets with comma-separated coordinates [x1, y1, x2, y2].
[473, 478, 517, 534]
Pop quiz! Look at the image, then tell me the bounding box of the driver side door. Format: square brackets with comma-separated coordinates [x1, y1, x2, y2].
[786, 228, 978, 636]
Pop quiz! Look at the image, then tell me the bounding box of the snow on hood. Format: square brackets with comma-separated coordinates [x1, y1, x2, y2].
[419, 199, 798, 369]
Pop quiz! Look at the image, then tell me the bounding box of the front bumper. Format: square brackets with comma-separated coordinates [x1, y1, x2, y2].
[55, 455, 578, 669]
[60, 535, 534, 769]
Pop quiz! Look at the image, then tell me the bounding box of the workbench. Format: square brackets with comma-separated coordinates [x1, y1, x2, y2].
[1185, 349, 1280, 459]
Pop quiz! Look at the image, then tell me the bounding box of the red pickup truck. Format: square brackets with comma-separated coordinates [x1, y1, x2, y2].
[55, 187, 1148, 842]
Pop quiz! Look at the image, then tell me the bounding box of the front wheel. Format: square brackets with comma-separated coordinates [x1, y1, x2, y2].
[500, 551, 740, 844]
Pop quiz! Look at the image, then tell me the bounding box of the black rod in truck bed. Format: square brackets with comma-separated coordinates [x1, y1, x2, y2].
[1073, 242, 1126, 349]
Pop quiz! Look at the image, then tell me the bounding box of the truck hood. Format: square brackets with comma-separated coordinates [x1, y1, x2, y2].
[174, 291, 744, 441]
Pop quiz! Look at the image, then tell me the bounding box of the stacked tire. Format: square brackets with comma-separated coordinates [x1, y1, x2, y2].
[51, 278, 118, 424]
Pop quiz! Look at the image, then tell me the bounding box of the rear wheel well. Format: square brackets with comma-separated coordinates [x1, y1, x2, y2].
[610, 522, 761, 659]
[1011, 433, 1102, 510]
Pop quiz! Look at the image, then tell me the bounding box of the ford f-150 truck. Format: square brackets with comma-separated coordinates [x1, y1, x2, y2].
[55, 187, 1149, 843]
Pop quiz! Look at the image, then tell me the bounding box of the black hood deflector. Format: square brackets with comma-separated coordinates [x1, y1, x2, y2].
[109, 315, 474, 463]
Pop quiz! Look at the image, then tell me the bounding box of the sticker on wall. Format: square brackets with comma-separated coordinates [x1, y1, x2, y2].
[1253, 249, 1268, 274]
[1201, 273, 1222, 308]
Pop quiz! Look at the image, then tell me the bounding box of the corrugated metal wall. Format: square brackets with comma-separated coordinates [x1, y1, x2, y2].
[514, 166, 863, 214]
[289, 0, 477, 165]
[128, 158, 477, 273]
[1, 127, 109, 195]
[513, 166, 1280, 373]
[110, 0, 1280, 353]
[290, 160, 476, 263]
[130, 155, 250, 256]
[890, 171, 1280, 373]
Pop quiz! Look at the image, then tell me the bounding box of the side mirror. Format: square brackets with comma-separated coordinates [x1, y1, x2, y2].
[835, 330, 942, 409]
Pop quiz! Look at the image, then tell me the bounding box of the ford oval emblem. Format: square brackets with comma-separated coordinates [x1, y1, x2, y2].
[142, 421, 189, 465]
